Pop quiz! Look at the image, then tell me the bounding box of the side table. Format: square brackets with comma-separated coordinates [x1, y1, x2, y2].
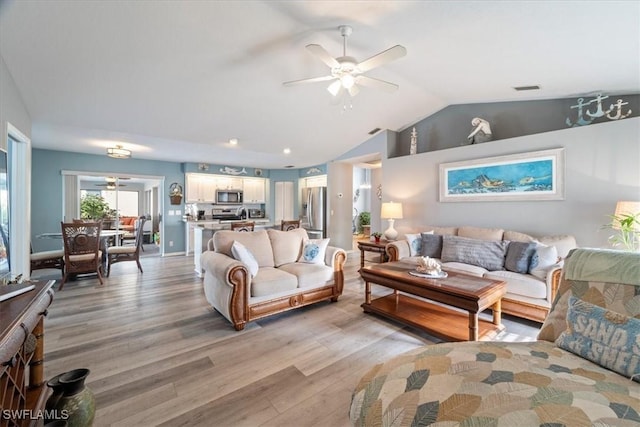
[357, 239, 389, 269]
[1, 280, 55, 427]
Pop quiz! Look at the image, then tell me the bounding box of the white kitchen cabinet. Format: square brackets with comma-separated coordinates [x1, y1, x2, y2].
[186, 173, 217, 202]
[243, 178, 266, 203]
[274, 181, 294, 222]
[214, 176, 243, 190]
[304, 175, 327, 188]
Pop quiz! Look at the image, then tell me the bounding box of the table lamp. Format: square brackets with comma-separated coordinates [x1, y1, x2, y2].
[381, 202, 403, 241]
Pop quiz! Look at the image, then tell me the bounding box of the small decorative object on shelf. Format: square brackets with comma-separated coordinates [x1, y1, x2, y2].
[169, 183, 183, 205]
[416, 256, 441, 275]
[409, 127, 417, 155]
[467, 117, 492, 144]
[566, 94, 633, 127]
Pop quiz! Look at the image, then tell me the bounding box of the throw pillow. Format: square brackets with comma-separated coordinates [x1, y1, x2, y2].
[529, 243, 559, 280]
[505, 241, 537, 274]
[298, 238, 330, 264]
[556, 296, 640, 382]
[405, 233, 423, 257]
[441, 235, 508, 271]
[230, 240, 259, 278]
[420, 233, 442, 258]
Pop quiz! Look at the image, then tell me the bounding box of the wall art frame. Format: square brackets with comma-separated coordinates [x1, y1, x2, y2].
[439, 148, 565, 202]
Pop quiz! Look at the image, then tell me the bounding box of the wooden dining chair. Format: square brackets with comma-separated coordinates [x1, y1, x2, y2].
[105, 218, 146, 277]
[30, 245, 65, 277]
[230, 221, 255, 232]
[60, 221, 103, 289]
[280, 219, 301, 231]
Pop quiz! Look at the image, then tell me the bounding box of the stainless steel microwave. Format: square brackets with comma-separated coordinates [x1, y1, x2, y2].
[216, 189, 243, 204]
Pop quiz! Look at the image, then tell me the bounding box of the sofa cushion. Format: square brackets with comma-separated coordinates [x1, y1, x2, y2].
[503, 230, 535, 242]
[278, 262, 334, 288]
[505, 241, 537, 273]
[529, 243, 559, 280]
[298, 238, 330, 264]
[458, 226, 504, 241]
[251, 267, 298, 297]
[231, 241, 259, 278]
[267, 228, 308, 267]
[484, 270, 547, 299]
[214, 230, 275, 268]
[420, 233, 442, 258]
[441, 235, 508, 271]
[426, 225, 457, 236]
[556, 296, 640, 381]
[441, 262, 487, 277]
[537, 234, 577, 259]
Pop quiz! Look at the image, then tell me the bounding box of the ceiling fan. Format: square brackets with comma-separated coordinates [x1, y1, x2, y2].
[283, 25, 406, 98]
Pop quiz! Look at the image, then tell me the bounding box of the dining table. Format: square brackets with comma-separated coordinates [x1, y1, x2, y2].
[36, 229, 126, 273]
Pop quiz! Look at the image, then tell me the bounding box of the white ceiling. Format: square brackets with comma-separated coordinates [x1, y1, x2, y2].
[1, 1, 638, 169]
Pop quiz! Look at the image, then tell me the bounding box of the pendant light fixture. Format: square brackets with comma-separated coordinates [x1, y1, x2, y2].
[106, 145, 131, 159]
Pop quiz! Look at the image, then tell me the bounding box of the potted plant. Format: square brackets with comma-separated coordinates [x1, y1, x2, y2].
[372, 232, 383, 243]
[80, 194, 113, 220]
[603, 211, 640, 251]
[358, 211, 371, 236]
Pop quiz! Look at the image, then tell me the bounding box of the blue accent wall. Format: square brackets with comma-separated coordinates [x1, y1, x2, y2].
[31, 149, 185, 254]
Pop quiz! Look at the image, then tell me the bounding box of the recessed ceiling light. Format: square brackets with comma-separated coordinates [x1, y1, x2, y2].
[283, 148, 291, 154]
[229, 138, 238, 145]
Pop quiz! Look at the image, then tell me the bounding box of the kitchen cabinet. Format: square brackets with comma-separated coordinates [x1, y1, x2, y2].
[274, 181, 294, 222]
[186, 173, 217, 202]
[214, 177, 243, 190]
[304, 175, 327, 188]
[243, 178, 266, 203]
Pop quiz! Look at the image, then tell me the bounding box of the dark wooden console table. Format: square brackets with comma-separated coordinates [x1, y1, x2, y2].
[0, 280, 55, 427]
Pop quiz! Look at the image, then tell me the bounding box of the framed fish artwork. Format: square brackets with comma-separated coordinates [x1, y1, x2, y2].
[439, 148, 565, 202]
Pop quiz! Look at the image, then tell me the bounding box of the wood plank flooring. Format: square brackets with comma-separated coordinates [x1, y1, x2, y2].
[34, 250, 540, 426]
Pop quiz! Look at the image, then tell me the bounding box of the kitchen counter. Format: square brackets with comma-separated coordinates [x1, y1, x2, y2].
[184, 218, 270, 256]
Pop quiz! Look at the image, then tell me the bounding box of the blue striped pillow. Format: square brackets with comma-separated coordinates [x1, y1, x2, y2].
[441, 235, 508, 271]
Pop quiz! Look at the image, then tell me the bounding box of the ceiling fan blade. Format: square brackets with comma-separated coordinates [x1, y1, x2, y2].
[357, 45, 407, 73]
[327, 79, 342, 97]
[306, 44, 340, 68]
[283, 75, 335, 86]
[356, 75, 399, 92]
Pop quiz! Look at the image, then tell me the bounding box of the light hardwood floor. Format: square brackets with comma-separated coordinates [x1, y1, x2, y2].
[35, 250, 540, 427]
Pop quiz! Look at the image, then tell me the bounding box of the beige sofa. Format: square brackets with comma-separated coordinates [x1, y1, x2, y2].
[386, 225, 577, 322]
[201, 228, 347, 330]
[351, 248, 640, 426]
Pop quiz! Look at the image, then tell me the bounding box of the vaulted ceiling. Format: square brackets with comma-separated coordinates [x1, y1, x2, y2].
[1, 1, 638, 168]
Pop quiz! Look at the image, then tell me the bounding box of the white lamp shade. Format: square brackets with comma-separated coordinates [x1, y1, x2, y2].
[613, 201, 640, 230]
[381, 202, 403, 219]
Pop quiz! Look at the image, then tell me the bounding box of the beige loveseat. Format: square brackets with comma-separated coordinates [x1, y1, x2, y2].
[386, 225, 577, 322]
[201, 228, 347, 330]
[351, 248, 640, 426]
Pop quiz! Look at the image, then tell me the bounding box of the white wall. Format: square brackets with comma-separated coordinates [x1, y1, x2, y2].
[382, 118, 640, 248]
[1, 54, 31, 149]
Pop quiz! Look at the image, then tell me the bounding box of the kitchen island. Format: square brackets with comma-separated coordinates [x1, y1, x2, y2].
[189, 219, 273, 276]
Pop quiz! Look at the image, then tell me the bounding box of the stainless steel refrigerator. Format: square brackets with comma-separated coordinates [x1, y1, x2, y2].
[301, 187, 326, 239]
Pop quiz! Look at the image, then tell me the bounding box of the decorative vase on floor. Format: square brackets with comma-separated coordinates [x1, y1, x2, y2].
[45, 368, 95, 427]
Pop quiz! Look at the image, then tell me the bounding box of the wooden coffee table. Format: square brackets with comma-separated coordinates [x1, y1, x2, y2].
[360, 261, 506, 341]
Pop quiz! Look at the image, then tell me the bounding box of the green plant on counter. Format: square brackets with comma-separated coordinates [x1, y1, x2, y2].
[603, 212, 640, 251]
[357, 211, 370, 233]
[80, 194, 114, 220]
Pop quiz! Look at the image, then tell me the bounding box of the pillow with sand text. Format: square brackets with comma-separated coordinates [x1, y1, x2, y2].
[556, 296, 640, 382]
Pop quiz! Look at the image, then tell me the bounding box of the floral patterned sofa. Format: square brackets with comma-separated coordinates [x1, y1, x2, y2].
[350, 248, 640, 426]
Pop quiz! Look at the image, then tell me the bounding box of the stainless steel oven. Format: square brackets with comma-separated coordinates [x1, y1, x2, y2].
[215, 189, 243, 204]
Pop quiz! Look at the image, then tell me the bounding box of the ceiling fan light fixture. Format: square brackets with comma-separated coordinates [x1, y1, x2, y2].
[340, 74, 355, 89]
[107, 145, 131, 159]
